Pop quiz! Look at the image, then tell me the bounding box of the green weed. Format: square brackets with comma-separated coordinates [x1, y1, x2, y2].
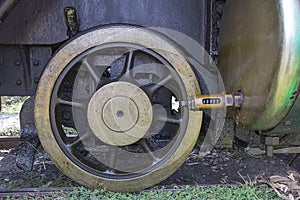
[6, 185, 280, 200]
[1, 96, 28, 114]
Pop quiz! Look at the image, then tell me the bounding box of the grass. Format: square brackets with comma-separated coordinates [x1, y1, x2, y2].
[5, 173, 74, 189]
[0, 127, 20, 136]
[0, 96, 28, 136]
[6, 185, 280, 200]
[0, 97, 281, 199]
[1, 96, 28, 114]
[0, 166, 76, 190]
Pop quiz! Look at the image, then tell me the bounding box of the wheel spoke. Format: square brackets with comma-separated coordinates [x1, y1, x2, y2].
[122, 51, 135, 81]
[157, 115, 181, 125]
[66, 134, 89, 150]
[105, 146, 118, 173]
[165, 117, 181, 124]
[57, 98, 85, 109]
[139, 139, 159, 162]
[126, 51, 134, 73]
[82, 59, 100, 84]
[142, 74, 172, 97]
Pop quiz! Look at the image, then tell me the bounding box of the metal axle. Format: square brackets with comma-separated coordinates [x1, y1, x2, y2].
[187, 91, 244, 111]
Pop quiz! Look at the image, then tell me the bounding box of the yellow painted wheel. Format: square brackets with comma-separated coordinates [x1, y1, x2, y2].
[35, 26, 202, 192]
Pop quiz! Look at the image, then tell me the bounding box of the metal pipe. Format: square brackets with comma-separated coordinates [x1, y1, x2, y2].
[187, 91, 243, 111]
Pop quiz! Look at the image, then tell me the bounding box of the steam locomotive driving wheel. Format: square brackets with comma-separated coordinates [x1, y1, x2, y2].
[35, 26, 202, 192]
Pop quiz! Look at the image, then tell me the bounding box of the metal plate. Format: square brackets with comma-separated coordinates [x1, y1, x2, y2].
[0, 0, 206, 45]
[219, 0, 300, 130]
[269, 93, 300, 135]
[0, 46, 52, 95]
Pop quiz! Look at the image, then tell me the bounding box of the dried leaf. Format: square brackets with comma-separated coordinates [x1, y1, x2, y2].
[288, 170, 300, 180]
[270, 175, 291, 183]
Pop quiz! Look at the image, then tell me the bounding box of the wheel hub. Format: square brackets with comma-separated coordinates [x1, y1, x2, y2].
[102, 96, 138, 132]
[87, 81, 153, 146]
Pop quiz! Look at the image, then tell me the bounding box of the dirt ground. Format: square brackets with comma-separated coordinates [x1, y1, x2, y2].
[0, 145, 299, 190]
[0, 108, 299, 190]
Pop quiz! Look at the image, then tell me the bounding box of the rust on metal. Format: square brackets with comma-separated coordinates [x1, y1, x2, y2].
[64, 7, 79, 38]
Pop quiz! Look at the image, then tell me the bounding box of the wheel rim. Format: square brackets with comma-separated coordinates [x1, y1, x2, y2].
[35, 26, 202, 191]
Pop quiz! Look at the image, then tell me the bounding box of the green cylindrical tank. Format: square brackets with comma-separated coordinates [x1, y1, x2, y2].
[219, 0, 300, 133]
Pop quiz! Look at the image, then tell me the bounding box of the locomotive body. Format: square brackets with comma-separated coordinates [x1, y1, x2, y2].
[0, 0, 299, 192]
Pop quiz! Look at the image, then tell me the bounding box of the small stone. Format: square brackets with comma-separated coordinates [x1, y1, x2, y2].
[245, 147, 265, 156]
[211, 166, 218, 170]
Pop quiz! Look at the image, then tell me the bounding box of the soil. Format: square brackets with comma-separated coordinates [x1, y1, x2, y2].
[0, 111, 299, 190]
[0, 145, 299, 190]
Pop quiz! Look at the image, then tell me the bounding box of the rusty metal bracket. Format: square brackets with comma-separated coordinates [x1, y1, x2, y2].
[64, 7, 79, 38]
[273, 147, 300, 154]
[261, 135, 300, 164]
[187, 91, 243, 111]
[261, 135, 280, 157]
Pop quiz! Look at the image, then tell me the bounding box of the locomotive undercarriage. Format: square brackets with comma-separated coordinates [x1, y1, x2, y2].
[1, 0, 300, 192]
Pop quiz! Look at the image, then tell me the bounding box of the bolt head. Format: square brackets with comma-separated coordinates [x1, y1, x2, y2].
[15, 61, 21, 66]
[16, 79, 22, 85]
[33, 60, 39, 66]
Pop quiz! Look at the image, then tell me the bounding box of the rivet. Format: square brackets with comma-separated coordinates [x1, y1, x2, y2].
[63, 111, 71, 120]
[16, 79, 22, 85]
[34, 78, 39, 83]
[33, 60, 39, 66]
[15, 60, 21, 66]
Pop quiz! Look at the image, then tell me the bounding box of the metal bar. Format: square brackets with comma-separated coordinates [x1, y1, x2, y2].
[187, 91, 243, 111]
[64, 7, 79, 38]
[0, 136, 20, 149]
[273, 147, 300, 154]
